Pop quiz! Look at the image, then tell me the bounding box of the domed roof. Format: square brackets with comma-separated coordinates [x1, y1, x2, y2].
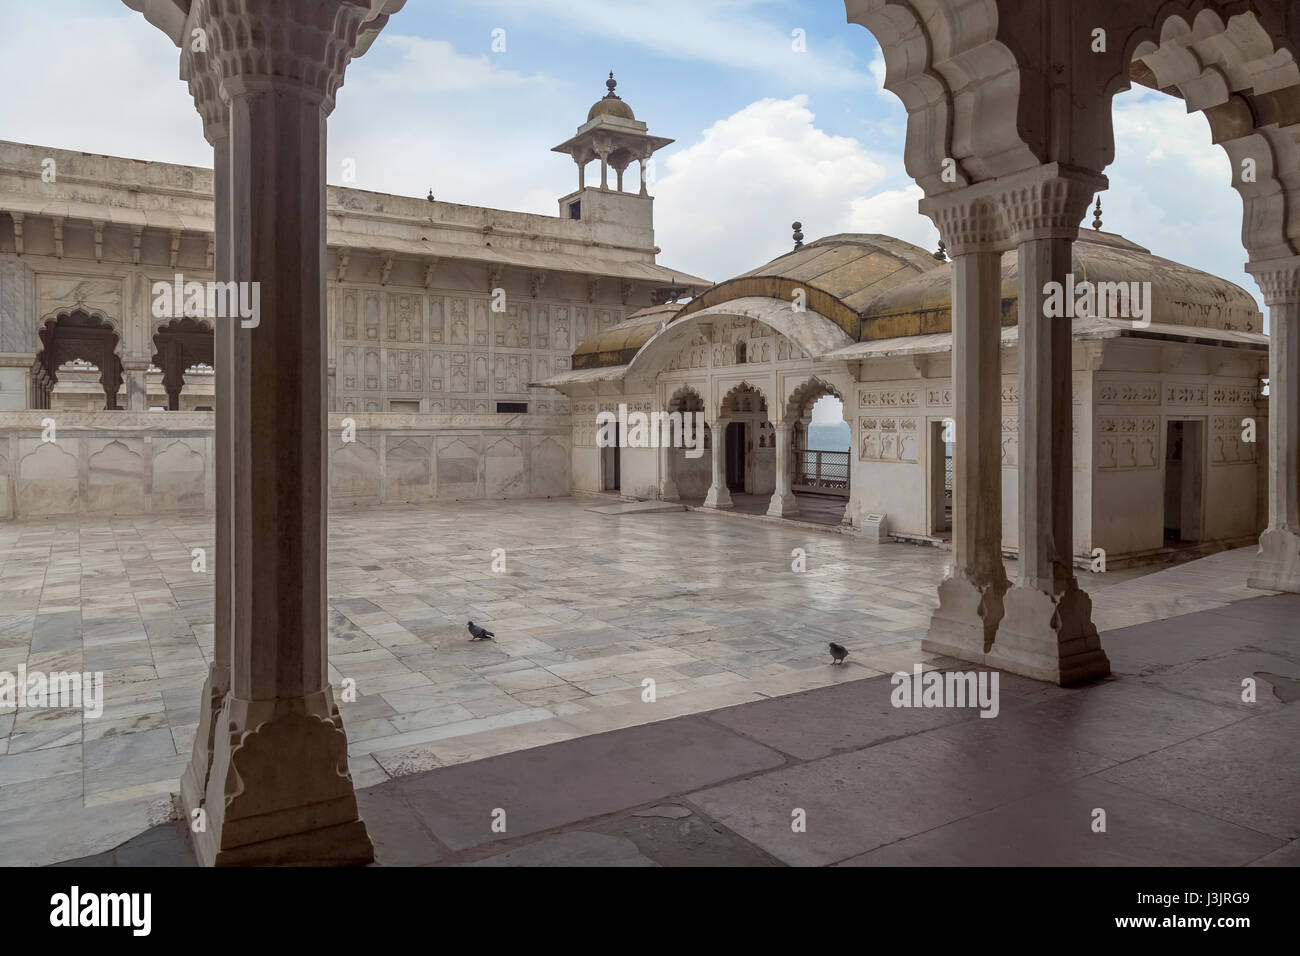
[859, 230, 1262, 336]
[587, 72, 635, 122]
[563, 229, 1264, 375]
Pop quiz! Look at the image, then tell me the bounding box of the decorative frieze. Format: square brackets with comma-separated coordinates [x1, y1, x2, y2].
[859, 388, 919, 409]
[1165, 383, 1207, 405]
[1210, 385, 1258, 406]
[1097, 381, 1160, 405]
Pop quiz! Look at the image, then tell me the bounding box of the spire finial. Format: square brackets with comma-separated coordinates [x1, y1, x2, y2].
[792, 221, 804, 250]
[1092, 195, 1103, 231]
[605, 71, 618, 98]
[934, 239, 947, 261]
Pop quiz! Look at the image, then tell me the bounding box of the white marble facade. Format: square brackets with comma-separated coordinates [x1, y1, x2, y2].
[560, 308, 1269, 567]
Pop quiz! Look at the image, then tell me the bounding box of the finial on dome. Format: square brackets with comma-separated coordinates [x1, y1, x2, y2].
[1092, 195, 1103, 231]
[934, 239, 947, 261]
[792, 221, 804, 250]
[605, 71, 619, 98]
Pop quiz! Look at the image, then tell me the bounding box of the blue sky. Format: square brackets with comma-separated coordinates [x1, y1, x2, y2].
[0, 0, 1256, 310]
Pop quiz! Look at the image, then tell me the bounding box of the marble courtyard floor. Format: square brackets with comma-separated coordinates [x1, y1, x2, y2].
[0, 497, 1281, 865]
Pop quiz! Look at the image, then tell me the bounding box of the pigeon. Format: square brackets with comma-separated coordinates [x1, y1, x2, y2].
[828, 642, 849, 665]
[467, 621, 495, 641]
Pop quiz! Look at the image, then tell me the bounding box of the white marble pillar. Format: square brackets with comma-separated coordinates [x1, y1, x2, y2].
[992, 165, 1110, 685]
[659, 440, 679, 501]
[123, 360, 150, 410]
[767, 420, 797, 517]
[181, 60, 232, 830]
[918, 196, 1008, 661]
[184, 0, 383, 866]
[1246, 256, 1300, 593]
[703, 418, 733, 509]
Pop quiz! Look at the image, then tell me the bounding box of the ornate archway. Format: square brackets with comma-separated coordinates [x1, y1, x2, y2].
[152, 316, 215, 410]
[35, 310, 123, 410]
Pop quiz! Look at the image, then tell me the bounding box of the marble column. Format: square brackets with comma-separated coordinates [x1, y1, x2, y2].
[123, 360, 150, 410]
[659, 440, 679, 501]
[918, 195, 1008, 661]
[703, 418, 733, 509]
[992, 165, 1110, 685]
[188, 0, 379, 866]
[1246, 256, 1300, 593]
[767, 420, 797, 517]
[180, 58, 232, 834]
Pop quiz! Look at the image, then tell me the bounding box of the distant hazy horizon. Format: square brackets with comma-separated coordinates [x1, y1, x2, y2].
[806, 421, 850, 451]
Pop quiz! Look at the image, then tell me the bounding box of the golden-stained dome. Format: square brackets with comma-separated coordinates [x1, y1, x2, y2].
[587, 72, 636, 122]
[565, 230, 1264, 373]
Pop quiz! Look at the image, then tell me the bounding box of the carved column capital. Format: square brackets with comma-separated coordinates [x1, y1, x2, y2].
[919, 190, 1006, 256]
[994, 163, 1107, 245]
[1246, 254, 1300, 306]
[199, 0, 373, 113]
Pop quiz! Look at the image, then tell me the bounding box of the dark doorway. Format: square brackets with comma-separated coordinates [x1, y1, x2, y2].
[930, 420, 953, 536]
[1164, 419, 1204, 543]
[601, 423, 621, 492]
[725, 421, 746, 491]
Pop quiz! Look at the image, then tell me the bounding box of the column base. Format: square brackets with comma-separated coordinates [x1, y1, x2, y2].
[193, 688, 373, 867]
[1247, 527, 1300, 593]
[989, 581, 1111, 686]
[922, 569, 1008, 662]
[766, 491, 798, 518]
[660, 478, 680, 502]
[702, 484, 733, 510]
[179, 662, 228, 825]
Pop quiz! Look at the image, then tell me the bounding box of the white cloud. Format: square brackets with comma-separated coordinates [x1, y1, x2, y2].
[1105, 87, 1260, 311]
[361, 34, 556, 94]
[653, 95, 934, 280]
[843, 183, 937, 251]
[473, 0, 870, 89]
[0, 13, 208, 166]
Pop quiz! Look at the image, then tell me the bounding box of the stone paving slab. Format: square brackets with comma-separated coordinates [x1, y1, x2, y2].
[49, 589, 1300, 867]
[0, 497, 1285, 866]
[840, 776, 1283, 866]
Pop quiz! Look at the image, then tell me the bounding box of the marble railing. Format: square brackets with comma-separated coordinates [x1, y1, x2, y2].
[0, 411, 572, 520]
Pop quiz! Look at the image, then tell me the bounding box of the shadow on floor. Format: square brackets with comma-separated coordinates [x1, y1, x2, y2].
[53, 593, 1300, 867]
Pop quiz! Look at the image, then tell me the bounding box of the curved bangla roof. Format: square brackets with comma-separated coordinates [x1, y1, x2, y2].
[549, 231, 1265, 383]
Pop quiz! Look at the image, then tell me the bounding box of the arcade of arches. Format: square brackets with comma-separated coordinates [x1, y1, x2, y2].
[0, 0, 1291, 865]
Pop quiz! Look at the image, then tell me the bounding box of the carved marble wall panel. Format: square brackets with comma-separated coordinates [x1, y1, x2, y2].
[385, 436, 433, 502]
[87, 438, 144, 513]
[1211, 414, 1258, 464]
[1097, 415, 1160, 471]
[152, 438, 205, 511]
[859, 416, 918, 462]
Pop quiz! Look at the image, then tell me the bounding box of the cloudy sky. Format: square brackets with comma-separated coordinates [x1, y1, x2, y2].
[0, 0, 1254, 310]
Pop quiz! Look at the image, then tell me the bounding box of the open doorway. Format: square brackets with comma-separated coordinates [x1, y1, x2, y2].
[601, 422, 621, 492]
[1163, 419, 1204, 544]
[725, 421, 746, 491]
[930, 420, 953, 537]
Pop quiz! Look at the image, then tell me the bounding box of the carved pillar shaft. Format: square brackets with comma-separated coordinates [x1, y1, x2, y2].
[182, 0, 379, 867]
[919, 195, 1008, 660]
[1246, 257, 1300, 592]
[659, 437, 679, 501]
[992, 164, 1110, 685]
[767, 420, 797, 517]
[703, 418, 732, 509]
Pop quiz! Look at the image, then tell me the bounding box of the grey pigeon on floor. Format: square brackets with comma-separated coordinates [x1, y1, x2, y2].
[468, 621, 495, 641]
[828, 641, 848, 665]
